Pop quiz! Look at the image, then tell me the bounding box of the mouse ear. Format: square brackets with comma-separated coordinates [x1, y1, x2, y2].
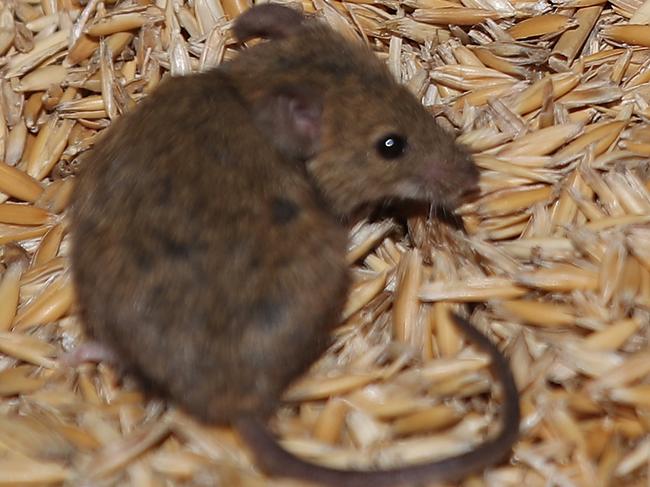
[252, 85, 322, 161]
[233, 4, 305, 43]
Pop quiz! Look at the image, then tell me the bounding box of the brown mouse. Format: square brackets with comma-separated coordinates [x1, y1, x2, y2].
[69, 4, 519, 486]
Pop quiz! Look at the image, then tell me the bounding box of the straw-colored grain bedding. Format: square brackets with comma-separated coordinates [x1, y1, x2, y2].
[0, 0, 648, 484]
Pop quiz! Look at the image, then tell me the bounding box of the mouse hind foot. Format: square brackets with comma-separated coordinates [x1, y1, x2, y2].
[60, 340, 117, 368]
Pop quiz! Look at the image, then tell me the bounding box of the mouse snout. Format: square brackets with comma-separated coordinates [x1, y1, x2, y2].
[457, 152, 480, 193]
[422, 149, 480, 207]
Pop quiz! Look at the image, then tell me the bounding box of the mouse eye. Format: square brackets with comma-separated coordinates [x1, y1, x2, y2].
[376, 133, 407, 160]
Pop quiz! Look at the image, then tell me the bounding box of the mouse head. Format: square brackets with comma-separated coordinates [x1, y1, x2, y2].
[230, 4, 479, 218]
[309, 80, 478, 217]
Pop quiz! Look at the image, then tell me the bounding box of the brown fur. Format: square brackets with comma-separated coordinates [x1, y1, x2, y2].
[225, 16, 478, 216]
[70, 5, 515, 487]
[71, 72, 349, 422]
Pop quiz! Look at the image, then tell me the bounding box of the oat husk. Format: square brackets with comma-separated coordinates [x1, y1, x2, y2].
[0, 0, 648, 485]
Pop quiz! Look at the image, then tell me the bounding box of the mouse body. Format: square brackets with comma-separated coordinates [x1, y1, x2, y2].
[71, 70, 349, 422]
[70, 4, 518, 486]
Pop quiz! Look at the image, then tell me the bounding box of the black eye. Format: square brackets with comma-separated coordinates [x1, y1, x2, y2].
[376, 133, 407, 159]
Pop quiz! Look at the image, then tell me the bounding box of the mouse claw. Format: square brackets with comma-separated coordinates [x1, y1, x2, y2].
[60, 341, 117, 368]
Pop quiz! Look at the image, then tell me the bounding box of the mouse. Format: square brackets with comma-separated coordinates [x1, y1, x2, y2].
[69, 4, 520, 486]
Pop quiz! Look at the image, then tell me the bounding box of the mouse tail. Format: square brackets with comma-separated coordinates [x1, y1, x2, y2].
[235, 312, 520, 487]
[233, 4, 306, 43]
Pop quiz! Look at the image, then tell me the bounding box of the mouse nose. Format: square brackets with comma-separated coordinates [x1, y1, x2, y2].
[443, 151, 480, 206]
[465, 158, 480, 191]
